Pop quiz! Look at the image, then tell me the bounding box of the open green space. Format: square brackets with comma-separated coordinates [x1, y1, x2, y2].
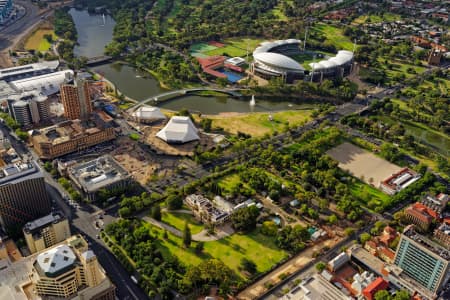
[311, 23, 354, 50]
[352, 13, 402, 25]
[377, 57, 427, 80]
[150, 223, 288, 276]
[208, 110, 312, 137]
[349, 180, 391, 208]
[161, 211, 204, 234]
[206, 45, 247, 57]
[25, 29, 57, 51]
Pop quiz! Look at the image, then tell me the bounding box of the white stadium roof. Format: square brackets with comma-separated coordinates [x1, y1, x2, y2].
[309, 50, 354, 71]
[132, 106, 166, 120]
[252, 39, 305, 75]
[10, 70, 74, 96]
[36, 244, 76, 276]
[254, 52, 305, 71]
[156, 116, 200, 143]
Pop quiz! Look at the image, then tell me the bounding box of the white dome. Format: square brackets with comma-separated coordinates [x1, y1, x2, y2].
[254, 52, 304, 71]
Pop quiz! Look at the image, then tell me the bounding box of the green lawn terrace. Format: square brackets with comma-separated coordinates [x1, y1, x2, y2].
[310, 23, 355, 51]
[149, 223, 288, 278]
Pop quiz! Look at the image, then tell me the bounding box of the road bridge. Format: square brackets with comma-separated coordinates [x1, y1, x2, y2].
[85, 55, 113, 66]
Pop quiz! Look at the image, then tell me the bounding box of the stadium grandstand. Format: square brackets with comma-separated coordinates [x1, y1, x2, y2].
[309, 50, 354, 81]
[251, 39, 305, 83]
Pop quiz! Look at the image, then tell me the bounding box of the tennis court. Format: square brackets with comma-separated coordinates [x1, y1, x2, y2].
[189, 42, 218, 54]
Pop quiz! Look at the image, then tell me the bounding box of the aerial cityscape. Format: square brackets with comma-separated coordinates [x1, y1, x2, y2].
[0, 0, 448, 300]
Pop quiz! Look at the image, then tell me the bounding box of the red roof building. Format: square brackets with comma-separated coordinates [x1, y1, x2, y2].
[362, 277, 389, 300]
[404, 204, 433, 231]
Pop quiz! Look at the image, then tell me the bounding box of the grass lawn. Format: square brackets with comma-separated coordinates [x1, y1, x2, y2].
[217, 173, 254, 196]
[25, 29, 57, 51]
[271, 4, 288, 21]
[205, 37, 264, 58]
[352, 13, 401, 25]
[377, 57, 427, 81]
[152, 223, 287, 276]
[349, 180, 391, 208]
[161, 211, 204, 234]
[209, 110, 312, 137]
[312, 23, 354, 50]
[206, 45, 247, 57]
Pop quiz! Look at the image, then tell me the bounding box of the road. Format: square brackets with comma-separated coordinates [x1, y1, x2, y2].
[0, 0, 44, 66]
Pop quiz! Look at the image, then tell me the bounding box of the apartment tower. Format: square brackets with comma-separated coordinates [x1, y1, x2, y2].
[60, 78, 92, 120]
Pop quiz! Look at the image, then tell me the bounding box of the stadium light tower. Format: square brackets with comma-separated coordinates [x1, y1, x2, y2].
[303, 27, 308, 52]
[246, 41, 249, 62]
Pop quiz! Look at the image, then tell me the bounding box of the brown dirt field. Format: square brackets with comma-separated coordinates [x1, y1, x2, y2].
[327, 142, 402, 186]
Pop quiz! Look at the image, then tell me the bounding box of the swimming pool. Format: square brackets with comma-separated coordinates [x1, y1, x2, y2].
[217, 68, 244, 83]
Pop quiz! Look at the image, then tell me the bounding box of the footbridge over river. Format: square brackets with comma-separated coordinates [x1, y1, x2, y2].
[128, 88, 245, 112]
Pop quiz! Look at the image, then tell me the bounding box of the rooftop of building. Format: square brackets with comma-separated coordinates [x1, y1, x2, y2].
[0, 61, 59, 81]
[185, 194, 229, 222]
[0, 234, 109, 300]
[7, 89, 47, 104]
[9, 70, 74, 96]
[23, 211, 65, 234]
[31, 114, 112, 145]
[348, 244, 385, 275]
[281, 273, 351, 300]
[403, 225, 450, 260]
[68, 155, 130, 192]
[381, 167, 421, 190]
[0, 160, 42, 186]
[35, 244, 77, 277]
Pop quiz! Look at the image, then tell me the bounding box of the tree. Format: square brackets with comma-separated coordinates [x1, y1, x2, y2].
[359, 232, 371, 244]
[261, 221, 278, 236]
[166, 194, 182, 210]
[374, 290, 391, 300]
[195, 242, 204, 254]
[393, 290, 410, 300]
[240, 257, 257, 274]
[231, 206, 260, 232]
[344, 227, 355, 237]
[151, 205, 161, 221]
[327, 214, 338, 225]
[183, 222, 191, 248]
[315, 262, 326, 272]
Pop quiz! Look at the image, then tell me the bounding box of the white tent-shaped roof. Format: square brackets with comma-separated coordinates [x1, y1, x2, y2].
[156, 116, 200, 144]
[132, 106, 166, 121]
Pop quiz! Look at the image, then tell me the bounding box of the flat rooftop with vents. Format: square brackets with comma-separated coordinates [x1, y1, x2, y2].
[68, 155, 131, 201]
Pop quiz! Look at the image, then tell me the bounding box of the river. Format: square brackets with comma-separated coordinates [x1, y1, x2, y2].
[69, 9, 304, 114]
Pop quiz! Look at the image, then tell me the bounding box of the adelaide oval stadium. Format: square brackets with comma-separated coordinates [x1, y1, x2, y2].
[250, 39, 354, 83]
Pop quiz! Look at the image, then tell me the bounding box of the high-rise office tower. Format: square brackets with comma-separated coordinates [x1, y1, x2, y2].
[60, 78, 92, 120]
[394, 225, 450, 294]
[0, 161, 51, 231]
